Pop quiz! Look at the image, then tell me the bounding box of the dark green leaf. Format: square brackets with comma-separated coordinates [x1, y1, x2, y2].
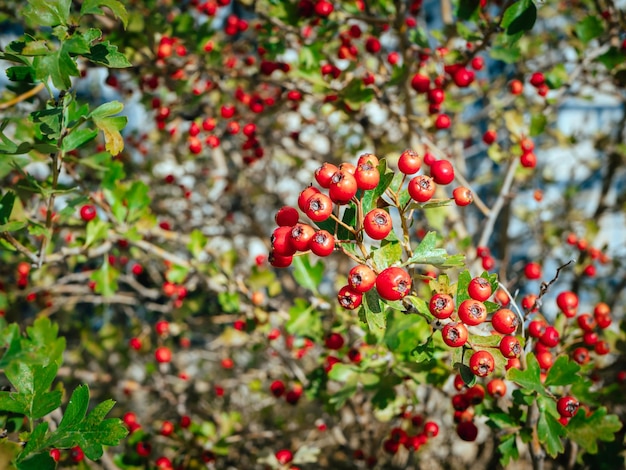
[17, 452, 55, 470]
[501, 0, 537, 36]
[0, 191, 16, 224]
[361, 162, 394, 214]
[30, 108, 62, 140]
[545, 64, 568, 89]
[456, 269, 471, 305]
[58, 385, 89, 431]
[6, 66, 37, 83]
[565, 407, 622, 454]
[544, 355, 581, 387]
[362, 289, 386, 332]
[61, 128, 98, 152]
[537, 409, 565, 457]
[84, 42, 132, 68]
[80, 0, 129, 28]
[384, 309, 428, 354]
[574, 16, 604, 45]
[456, 362, 477, 387]
[21, 421, 49, 456]
[596, 47, 626, 69]
[371, 240, 402, 271]
[33, 47, 78, 91]
[292, 254, 324, 293]
[23, 0, 71, 27]
[488, 413, 519, 430]
[506, 353, 547, 395]
[411, 337, 434, 363]
[336, 204, 356, 241]
[456, 0, 480, 21]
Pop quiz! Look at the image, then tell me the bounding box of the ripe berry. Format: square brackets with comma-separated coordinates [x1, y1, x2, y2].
[275, 449, 293, 465]
[466, 384, 485, 405]
[155, 346, 172, 363]
[539, 326, 560, 348]
[499, 335, 522, 358]
[483, 130, 497, 145]
[467, 277, 492, 302]
[305, 193, 333, 222]
[520, 152, 537, 168]
[577, 313, 596, 332]
[424, 421, 439, 437]
[270, 380, 286, 397]
[456, 421, 478, 441]
[556, 396, 579, 418]
[453, 67, 474, 87]
[325, 332, 345, 350]
[329, 170, 358, 204]
[355, 161, 380, 190]
[572, 347, 590, 365]
[269, 252, 293, 268]
[471, 56, 484, 71]
[408, 175, 436, 202]
[50, 449, 61, 462]
[458, 299, 488, 326]
[80, 204, 97, 221]
[365, 36, 381, 54]
[434, 113, 451, 129]
[364, 209, 393, 240]
[429, 159, 455, 185]
[271, 226, 297, 256]
[429, 293, 455, 319]
[348, 264, 377, 293]
[509, 79, 523, 95]
[453, 186, 473, 206]
[298, 186, 321, 212]
[530, 72, 545, 87]
[276, 206, 299, 227]
[536, 351, 554, 370]
[594, 340, 610, 355]
[398, 149, 422, 174]
[375, 267, 412, 301]
[70, 446, 84, 463]
[310, 230, 335, 256]
[290, 223, 316, 251]
[442, 322, 468, 348]
[428, 88, 445, 104]
[583, 331, 598, 346]
[524, 262, 542, 280]
[469, 350, 495, 377]
[315, 162, 339, 188]
[491, 308, 519, 335]
[410, 73, 430, 93]
[556, 290, 578, 317]
[487, 378, 507, 398]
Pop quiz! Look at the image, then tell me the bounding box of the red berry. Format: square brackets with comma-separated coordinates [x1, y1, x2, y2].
[434, 113, 451, 129]
[429, 293, 455, 319]
[50, 449, 61, 462]
[269, 252, 293, 268]
[482, 130, 496, 145]
[310, 230, 335, 256]
[298, 186, 321, 212]
[456, 421, 478, 441]
[442, 322, 468, 348]
[487, 378, 507, 398]
[458, 299, 488, 326]
[70, 446, 84, 463]
[363, 209, 393, 240]
[275, 449, 293, 465]
[315, 162, 339, 188]
[408, 175, 436, 202]
[556, 291, 578, 317]
[155, 346, 172, 363]
[509, 79, 523, 95]
[453, 67, 474, 87]
[469, 350, 495, 377]
[305, 193, 333, 222]
[530, 72, 545, 87]
[398, 149, 422, 174]
[325, 332, 345, 350]
[520, 152, 537, 168]
[329, 170, 358, 204]
[430, 159, 455, 185]
[271, 226, 297, 256]
[499, 335, 522, 358]
[524, 262, 542, 280]
[410, 73, 430, 93]
[453, 186, 473, 206]
[375, 267, 412, 301]
[492, 308, 519, 335]
[355, 158, 380, 190]
[556, 396, 579, 418]
[424, 421, 439, 437]
[471, 56, 484, 71]
[290, 223, 316, 251]
[467, 277, 492, 302]
[275, 206, 299, 227]
[539, 326, 560, 348]
[270, 380, 286, 397]
[80, 204, 97, 221]
[594, 340, 610, 355]
[348, 264, 377, 293]
[577, 313, 596, 332]
[572, 347, 590, 365]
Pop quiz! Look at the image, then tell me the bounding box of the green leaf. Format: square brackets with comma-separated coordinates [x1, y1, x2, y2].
[405, 231, 465, 268]
[23, 0, 71, 27]
[328, 364, 357, 383]
[488, 413, 519, 430]
[506, 353, 547, 396]
[529, 114, 547, 137]
[292, 254, 324, 293]
[498, 434, 519, 467]
[361, 289, 386, 332]
[286, 299, 322, 341]
[411, 336, 434, 363]
[574, 15, 604, 45]
[17, 452, 54, 470]
[371, 240, 402, 271]
[21, 41, 50, 56]
[596, 47, 626, 69]
[336, 204, 357, 241]
[544, 355, 581, 387]
[90, 258, 119, 297]
[408, 27, 429, 48]
[456, 0, 480, 21]
[361, 161, 394, 214]
[384, 309, 428, 354]
[58, 385, 89, 431]
[80, 0, 129, 28]
[6, 66, 37, 83]
[490, 44, 522, 63]
[501, 0, 537, 36]
[0, 191, 16, 224]
[85, 219, 109, 247]
[0, 363, 62, 419]
[33, 47, 78, 91]
[565, 407, 622, 454]
[84, 42, 132, 68]
[30, 107, 63, 140]
[21, 422, 49, 457]
[188, 229, 207, 258]
[61, 128, 98, 152]
[545, 63, 568, 89]
[537, 408, 565, 457]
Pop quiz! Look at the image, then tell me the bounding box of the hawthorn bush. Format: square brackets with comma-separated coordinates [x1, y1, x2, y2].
[1, 0, 625, 469]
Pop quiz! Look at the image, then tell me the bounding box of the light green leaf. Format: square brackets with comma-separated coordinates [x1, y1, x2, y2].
[361, 289, 386, 331]
[90, 258, 119, 298]
[61, 128, 98, 152]
[80, 0, 129, 28]
[529, 114, 547, 137]
[544, 355, 581, 387]
[565, 407, 622, 454]
[85, 219, 109, 247]
[84, 42, 132, 68]
[286, 299, 322, 341]
[575, 16, 604, 45]
[188, 229, 207, 258]
[23, 0, 71, 27]
[292, 254, 324, 293]
[371, 240, 402, 271]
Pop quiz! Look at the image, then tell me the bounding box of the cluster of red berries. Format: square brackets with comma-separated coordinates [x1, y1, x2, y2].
[382, 414, 439, 455]
[269, 380, 304, 405]
[432, 275, 522, 378]
[48, 446, 84, 464]
[565, 232, 611, 277]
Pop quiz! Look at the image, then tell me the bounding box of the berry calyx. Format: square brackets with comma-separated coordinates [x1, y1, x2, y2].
[408, 175, 437, 202]
[348, 264, 377, 293]
[442, 322, 469, 348]
[458, 299, 488, 326]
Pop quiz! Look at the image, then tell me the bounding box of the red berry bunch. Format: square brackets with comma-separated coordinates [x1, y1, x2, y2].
[382, 415, 439, 455]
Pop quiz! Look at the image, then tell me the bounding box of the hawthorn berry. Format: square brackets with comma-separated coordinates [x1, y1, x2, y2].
[70, 446, 84, 463]
[539, 326, 560, 348]
[577, 313, 596, 332]
[329, 169, 358, 204]
[305, 193, 333, 222]
[375, 267, 412, 301]
[467, 277, 492, 302]
[408, 175, 436, 202]
[536, 351, 554, 370]
[429, 293, 455, 319]
[499, 335, 521, 358]
[469, 350, 495, 377]
[424, 421, 439, 437]
[492, 308, 519, 335]
[337, 285, 363, 310]
[398, 149, 422, 174]
[275, 206, 299, 226]
[456, 421, 478, 441]
[466, 384, 485, 405]
[269, 252, 293, 268]
[348, 264, 377, 293]
[363, 209, 393, 240]
[452, 186, 473, 206]
[80, 204, 97, 222]
[556, 396, 579, 418]
[572, 347, 590, 365]
[520, 152, 537, 168]
[155, 346, 172, 363]
[434, 113, 451, 129]
[315, 162, 339, 188]
[410, 73, 430, 93]
[594, 340, 610, 355]
[441, 322, 468, 348]
[430, 159, 455, 185]
[355, 159, 380, 190]
[509, 79, 523, 95]
[325, 332, 345, 350]
[524, 262, 542, 280]
[270, 380, 286, 397]
[290, 223, 316, 251]
[50, 449, 61, 462]
[487, 378, 507, 398]
[297, 186, 321, 212]
[458, 299, 488, 326]
[271, 226, 297, 256]
[310, 230, 335, 256]
[275, 449, 293, 465]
